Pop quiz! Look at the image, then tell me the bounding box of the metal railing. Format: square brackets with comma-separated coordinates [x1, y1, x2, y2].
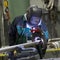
[0, 38, 60, 52]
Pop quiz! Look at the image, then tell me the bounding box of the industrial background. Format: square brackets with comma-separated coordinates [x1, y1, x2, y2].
[0, 0, 60, 46]
[0, 0, 60, 60]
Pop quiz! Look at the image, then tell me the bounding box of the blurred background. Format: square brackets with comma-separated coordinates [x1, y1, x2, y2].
[0, 0, 60, 47]
[0, 0, 60, 60]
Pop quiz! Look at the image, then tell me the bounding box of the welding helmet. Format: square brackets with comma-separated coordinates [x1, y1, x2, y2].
[26, 5, 42, 21]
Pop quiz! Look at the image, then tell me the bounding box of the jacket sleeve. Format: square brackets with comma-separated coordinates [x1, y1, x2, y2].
[8, 17, 17, 46]
[41, 21, 49, 40]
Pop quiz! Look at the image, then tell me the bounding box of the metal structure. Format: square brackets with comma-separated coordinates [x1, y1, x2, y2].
[0, 0, 6, 47]
[49, 38, 60, 42]
[0, 41, 37, 53]
[0, 38, 60, 52]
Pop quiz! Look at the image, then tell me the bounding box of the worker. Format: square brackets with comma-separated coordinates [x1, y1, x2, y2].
[8, 5, 49, 59]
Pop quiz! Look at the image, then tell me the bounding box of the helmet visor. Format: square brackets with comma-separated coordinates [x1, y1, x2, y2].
[30, 16, 40, 25]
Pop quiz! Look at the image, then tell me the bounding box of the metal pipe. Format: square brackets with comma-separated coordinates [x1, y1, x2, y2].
[0, 42, 37, 53]
[49, 38, 60, 42]
[0, 38, 60, 53]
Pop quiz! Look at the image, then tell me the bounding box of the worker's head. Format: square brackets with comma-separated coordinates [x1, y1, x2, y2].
[26, 5, 42, 25]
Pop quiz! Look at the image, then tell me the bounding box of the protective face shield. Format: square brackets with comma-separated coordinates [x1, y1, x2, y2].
[29, 16, 41, 26]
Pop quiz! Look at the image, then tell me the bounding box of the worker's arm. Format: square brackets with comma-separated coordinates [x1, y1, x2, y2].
[8, 17, 17, 46]
[41, 21, 49, 40]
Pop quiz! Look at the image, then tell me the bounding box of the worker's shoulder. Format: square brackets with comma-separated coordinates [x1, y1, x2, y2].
[14, 15, 24, 22]
[12, 15, 24, 25]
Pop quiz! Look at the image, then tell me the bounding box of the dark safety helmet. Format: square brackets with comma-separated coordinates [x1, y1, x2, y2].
[26, 5, 42, 21]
